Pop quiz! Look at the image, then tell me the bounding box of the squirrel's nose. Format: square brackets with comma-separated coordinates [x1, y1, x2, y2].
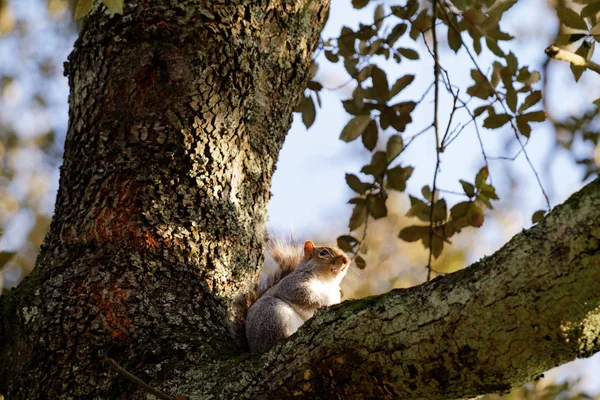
[342, 255, 350, 264]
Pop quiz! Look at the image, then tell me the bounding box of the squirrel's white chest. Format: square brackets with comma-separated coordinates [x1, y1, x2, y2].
[307, 278, 341, 305]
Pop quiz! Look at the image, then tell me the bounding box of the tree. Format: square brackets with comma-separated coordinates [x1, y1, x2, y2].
[0, 0, 598, 399]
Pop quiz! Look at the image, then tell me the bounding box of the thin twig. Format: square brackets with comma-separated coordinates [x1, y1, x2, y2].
[439, 3, 551, 211]
[426, 0, 441, 282]
[105, 358, 179, 400]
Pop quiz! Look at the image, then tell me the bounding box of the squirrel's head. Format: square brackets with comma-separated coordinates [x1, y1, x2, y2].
[300, 240, 350, 281]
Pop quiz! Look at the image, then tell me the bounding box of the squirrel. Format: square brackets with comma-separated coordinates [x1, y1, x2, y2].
[228, 239, 350, 353]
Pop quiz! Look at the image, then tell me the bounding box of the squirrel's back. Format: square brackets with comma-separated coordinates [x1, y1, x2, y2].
[227, 239, 303, 350]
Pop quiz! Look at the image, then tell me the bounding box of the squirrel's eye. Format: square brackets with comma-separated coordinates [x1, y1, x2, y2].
[319, 249, 331, 257]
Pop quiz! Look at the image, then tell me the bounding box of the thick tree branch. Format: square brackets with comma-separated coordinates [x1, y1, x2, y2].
[545, 45, 600, 75]
[179, 178, 600, 399]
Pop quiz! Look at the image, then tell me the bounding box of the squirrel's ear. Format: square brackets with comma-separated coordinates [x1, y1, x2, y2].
[303, 241, 315, 260]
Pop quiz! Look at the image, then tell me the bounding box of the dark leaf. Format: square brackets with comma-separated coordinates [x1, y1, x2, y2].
[483, 113, 512, 129]
[520, 110, 546, 123]
[324, 50, 339, 63]
[531, 209, 547, 224]
[339, 27, 356, 57]
[352, 0, 370, 9]
[421, 185, 432, 200]
[518, 90, 542, 113]
[448, 27, 462, 52]
[450, 201, 471, 219]
[387, 24, 407, 46]
[506, 88, 517, 113]
[386, 134, 404, 163]
[407, 196, 431, 222]
[367, 195, 387, 219]
[582, 2, 600, 18]
[374, 4, 385, 30]
[432, 199, 447, 222]
[556, 6, 588, 30]
[337, 235, 358, 252]
[349, 203, 368, 231]
[516, 115, 531, 138]
[371, 66, 390, 102]
[0, 251, 16, 268]
[355, 255, 367, 269]
[399, 225, 429, 242]
[389, 75, 415, 98]
[460, 180, 475, 197]
[397, 47, 419, 60]
[431, 235, 444, 259]
[301, 96, 316, 128]
[361, 151, 387, 177]
[345, 173, 372, 194]
[362, 120, 378, 151]
[340, 116, 372, 142]
[387, 165, 413, 191]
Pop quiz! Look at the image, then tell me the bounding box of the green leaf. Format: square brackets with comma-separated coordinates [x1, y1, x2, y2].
[102, 0, 123, 14]
[386, 134, 404, 163]
[570, 42, 591, 82]
[352, 0, 370, 9]
[483, 113, 512, 129]
[349, 203, 368, 231]
[531, 209, 547, 224]
[389, 75, 415, 98]
[74, 0, 94, 20]
[468, 204, 485, 227]
[387, 165, 413, 191]
[355, 255, 367, 269]
[450, 201, 471, 219]
[367, 195, 387, 219]
[556, 6, 588, 30]
[460, 180, 475, 197]
[339, 27, 356, 57]
[0, 251, 16, 269]
[371, 66, 389, 102]
[448, 27, 462, 52]
[399, 225, 429, 242]
[475, 167, 489, 188]
[362, 120, 378, 151]
[340, 116, 372, 142]
[520, 110, 546, 123]
[467, 70, 495, 99]
[345, 173, 372, 194]
[397, 47, 419, 60]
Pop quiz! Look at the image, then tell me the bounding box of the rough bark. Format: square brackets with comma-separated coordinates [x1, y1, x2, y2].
[0, 0, 328, 398]
[0, 1, 599, 400]
[178, 177, 600, 399]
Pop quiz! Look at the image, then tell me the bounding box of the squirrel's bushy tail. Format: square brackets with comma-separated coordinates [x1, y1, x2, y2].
[227, 238, 304, 350]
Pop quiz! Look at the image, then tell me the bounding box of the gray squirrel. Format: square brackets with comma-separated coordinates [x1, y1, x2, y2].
[228, 239, 350, 353]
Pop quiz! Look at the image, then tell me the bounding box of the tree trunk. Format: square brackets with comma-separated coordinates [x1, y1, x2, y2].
[0, 1, 329, 398]
[1, 2, 600, 400]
